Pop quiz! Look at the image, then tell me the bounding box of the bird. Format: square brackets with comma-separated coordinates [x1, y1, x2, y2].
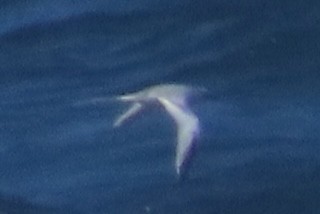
[113, 84, 204, 177]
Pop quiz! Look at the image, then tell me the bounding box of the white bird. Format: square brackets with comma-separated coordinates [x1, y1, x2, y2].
[113, 84, 204, 177]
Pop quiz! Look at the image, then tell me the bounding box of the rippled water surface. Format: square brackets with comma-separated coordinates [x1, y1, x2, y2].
[1, 0, 320, 213]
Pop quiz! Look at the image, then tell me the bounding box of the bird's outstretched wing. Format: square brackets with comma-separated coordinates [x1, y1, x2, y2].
[158, 98, 200, 176]
[113, 102, 143, 127]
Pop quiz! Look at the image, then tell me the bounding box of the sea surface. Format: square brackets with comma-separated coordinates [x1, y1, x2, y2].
[1, 0, 320, 213]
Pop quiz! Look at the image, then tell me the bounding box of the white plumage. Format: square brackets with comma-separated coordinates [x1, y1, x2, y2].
[114, 84, 202, 177]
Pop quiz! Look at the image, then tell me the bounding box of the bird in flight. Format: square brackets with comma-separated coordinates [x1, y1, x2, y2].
[114, 84, 204, 178]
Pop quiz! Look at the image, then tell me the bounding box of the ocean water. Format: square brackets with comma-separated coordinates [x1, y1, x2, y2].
[1, 0, 320, 213]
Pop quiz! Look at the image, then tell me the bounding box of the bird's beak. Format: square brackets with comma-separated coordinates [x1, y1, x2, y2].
[116, 94, 137, 102]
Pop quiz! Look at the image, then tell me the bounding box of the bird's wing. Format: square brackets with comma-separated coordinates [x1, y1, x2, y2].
[113, 102, 143, 127]
[158, 98, 200, 176]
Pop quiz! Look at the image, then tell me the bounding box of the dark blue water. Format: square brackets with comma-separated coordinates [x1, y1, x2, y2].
[1, 0, 320, 213]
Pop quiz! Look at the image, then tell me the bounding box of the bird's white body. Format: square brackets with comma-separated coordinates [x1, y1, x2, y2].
[114, 84, 202, 176]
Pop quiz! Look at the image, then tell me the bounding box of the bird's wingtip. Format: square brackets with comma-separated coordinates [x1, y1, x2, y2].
[112, 121, 121, 128]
